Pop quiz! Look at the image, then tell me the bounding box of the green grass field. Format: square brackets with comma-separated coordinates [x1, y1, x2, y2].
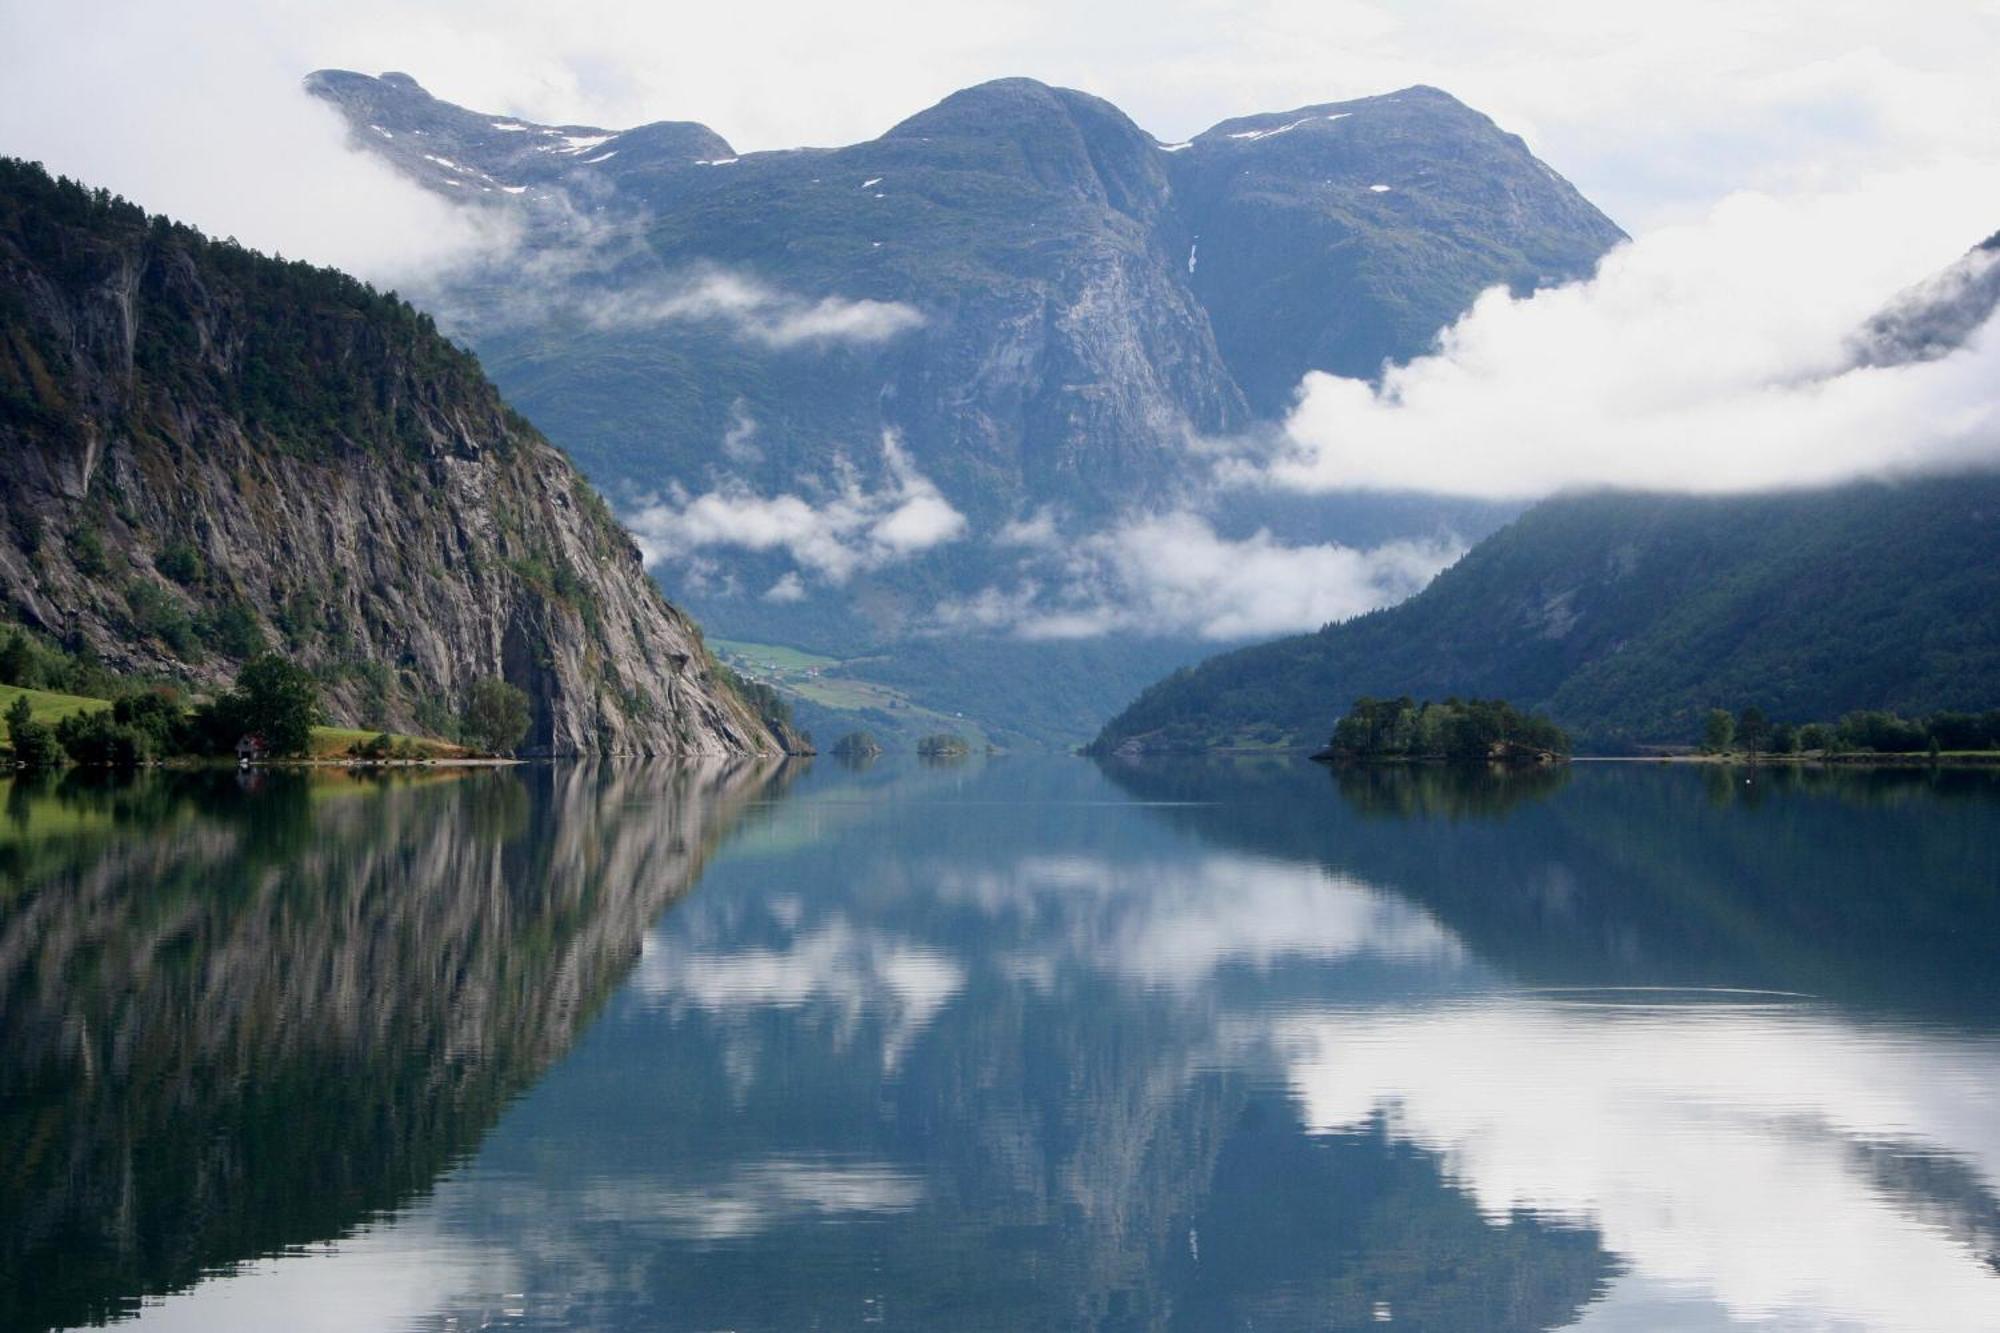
[710, 638, 841, 673]
[307, 726, 469, 760]
[708, 637, 994, 749]
[0, 682, 113, 726]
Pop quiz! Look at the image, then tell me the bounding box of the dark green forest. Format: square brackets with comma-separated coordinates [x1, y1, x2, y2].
[1095, 478, 2000, 753]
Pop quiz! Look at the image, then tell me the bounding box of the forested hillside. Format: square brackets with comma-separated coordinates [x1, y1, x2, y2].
[1093, 476, 2000, 752]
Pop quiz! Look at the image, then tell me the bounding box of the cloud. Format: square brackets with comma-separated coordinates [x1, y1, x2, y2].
[1280, 998, 2000, 1330]
[0, 2, 496, 284]
[1265, 164, 2000, 499]
[626, 432, 966, 583]
[761, 571, 807, 603]
[721, 401, 763, 464]
[937, 511, 1461, 640]
[577, 267, 924, 347]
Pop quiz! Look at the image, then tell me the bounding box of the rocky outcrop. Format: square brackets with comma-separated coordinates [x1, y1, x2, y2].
[0, 158, 789, 755]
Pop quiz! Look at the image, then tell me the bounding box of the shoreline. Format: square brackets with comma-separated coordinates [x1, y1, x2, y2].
[1099, 745, 2000, 768]
[1574, 752, 2000, 767]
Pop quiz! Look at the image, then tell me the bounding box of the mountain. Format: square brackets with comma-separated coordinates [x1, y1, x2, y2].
[0, 157, 790, 756]
[304, 72, 1622, 744]
[1093, 229, 2000, 755]
[307, 73, 1620, 519]
[1090, 474, 2000, 753]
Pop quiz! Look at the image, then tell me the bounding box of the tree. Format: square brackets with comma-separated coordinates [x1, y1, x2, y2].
[831, 731, 883, 761]
[227, 654, 325, 757]
[56, 709, 149, 767]
[200, 600, 267, 658]
[1323, 697, 1568, 764]
[1769, 723, 1799, 755]
[918, 733, 970, 758]
[114, 690, 189, 755]
[6, 696, 63, 770]
[0, 631, 36, 687]
[461, 677, 531, 755]
[1798, 722, 1832, 753]
[1736, 706, 1771, 755]
[1701, 708, 1735, 754]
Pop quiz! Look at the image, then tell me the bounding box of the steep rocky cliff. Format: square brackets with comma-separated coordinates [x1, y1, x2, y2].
[0, 157, 790, 756]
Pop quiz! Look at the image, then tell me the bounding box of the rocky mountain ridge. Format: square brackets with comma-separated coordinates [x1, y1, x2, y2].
[0, 157, 792, 756]
[307, 72, 1622, 638]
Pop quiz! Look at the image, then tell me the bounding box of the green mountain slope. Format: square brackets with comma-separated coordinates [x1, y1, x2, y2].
[1092, 476, 2000, 752]
[0, 158, 786, 756]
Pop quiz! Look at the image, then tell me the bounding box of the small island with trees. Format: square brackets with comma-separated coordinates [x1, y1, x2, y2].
[917, 732, 972, 760]
[831, 731, 885, 762]
[1312, 697, 1570, 767]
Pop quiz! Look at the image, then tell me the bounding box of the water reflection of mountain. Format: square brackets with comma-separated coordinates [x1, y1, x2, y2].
[51, 758, 2000, 1330]
[0, 761, 783, 1333]
[377, 761, 1613, 1333]
[1097, 757, 2000, 1025]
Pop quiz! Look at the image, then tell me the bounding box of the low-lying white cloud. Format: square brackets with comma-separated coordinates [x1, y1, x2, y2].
[1267, 163, 2000, 499]
[582, 267, 925, 347]
[938, 511, 1461, 640]
[626, 432, 966, 585]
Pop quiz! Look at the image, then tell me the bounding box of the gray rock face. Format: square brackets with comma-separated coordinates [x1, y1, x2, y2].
[303, 73, 1628, 739]
[306, 69, 1624, 535]
[1168, 85, 1627, 411]
[0, 160, 783, 756]
[304, 68, 734, 202]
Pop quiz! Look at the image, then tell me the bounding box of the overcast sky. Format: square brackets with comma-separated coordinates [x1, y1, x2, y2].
[6, 0, 2000, 273]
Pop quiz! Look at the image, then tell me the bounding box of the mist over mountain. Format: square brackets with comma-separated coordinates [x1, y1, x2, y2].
[306, 69, 1622, 743]
[1094, 229, 2000, 753]
[1092, 472, 2000, 753]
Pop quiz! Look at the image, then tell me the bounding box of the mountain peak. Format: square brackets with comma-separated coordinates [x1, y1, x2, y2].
[304, 70, 734, 197]
[886, 77, 1129, 138]
[877, 77, 1168, 214]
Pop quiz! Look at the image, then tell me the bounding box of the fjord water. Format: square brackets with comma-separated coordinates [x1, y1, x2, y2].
[4, 760, 1998, 1331]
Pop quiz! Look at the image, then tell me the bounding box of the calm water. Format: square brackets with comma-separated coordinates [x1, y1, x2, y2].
[4, 757, 2000, 1332]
